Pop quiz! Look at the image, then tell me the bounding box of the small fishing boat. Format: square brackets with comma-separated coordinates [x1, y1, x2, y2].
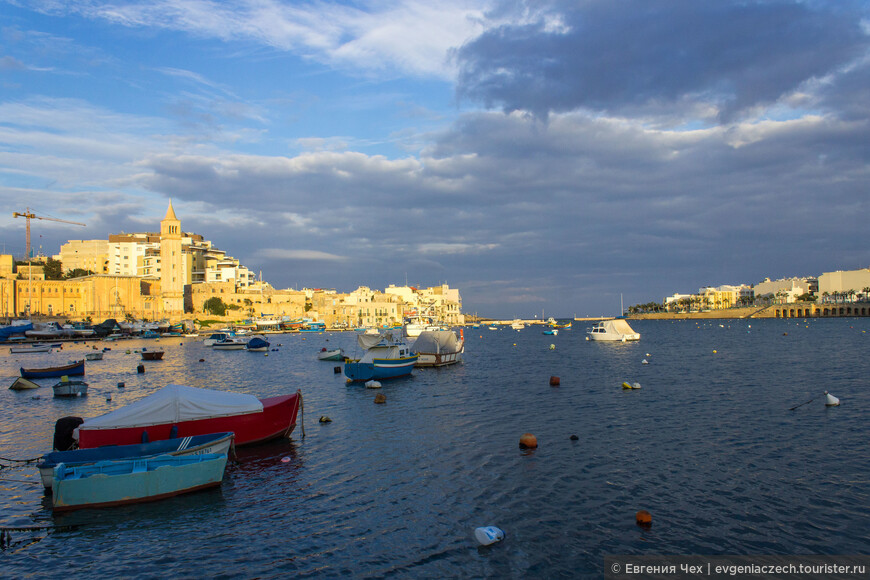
[38, 432, 235, 490]
[9, 377, 41, 390]
[52, 452, 228, 512]
[212, 338, 247, 350]
[345, 330, 417, 382]
[21, 359, 85, 379]
[140, 349, 165, 360]
[53, 377, 88, 397]
[586, 318, 641, 342]
[84, 352, 103, 361]
[543, 328, 558, 336]
[245, 337, 270, 352]
[74, 384, 302, 448]
[411, 330, 464, 367]
[317, 347, 345, 361]
[10, 344, 52, 354]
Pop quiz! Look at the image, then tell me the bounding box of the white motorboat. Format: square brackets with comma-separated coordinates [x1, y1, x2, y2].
[411, 330, 464, 367]
[586, 318, 641, 342]
[212, 337, 247, 350]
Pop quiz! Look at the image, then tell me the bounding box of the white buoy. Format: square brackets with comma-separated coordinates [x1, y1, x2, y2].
[474, 526, 505, 546]
[642, 359, 649, 365]
[824, 391, 840, 406]
[632, 382, 642, 389]
[365, 380, 382, 389]
[549, 344, 556, 350]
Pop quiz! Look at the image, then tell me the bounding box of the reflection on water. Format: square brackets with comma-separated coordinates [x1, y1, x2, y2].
[1, 320, 869, 576]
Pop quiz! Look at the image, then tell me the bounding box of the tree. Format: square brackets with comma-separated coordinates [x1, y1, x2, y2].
[203, 297, 228, 316]
[43, 258, 63, 280]
[65, 268, 95, 278]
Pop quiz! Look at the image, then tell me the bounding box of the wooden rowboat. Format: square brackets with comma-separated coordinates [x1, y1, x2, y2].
[21, 359, 85, 379]
[52, 453, 228, 512]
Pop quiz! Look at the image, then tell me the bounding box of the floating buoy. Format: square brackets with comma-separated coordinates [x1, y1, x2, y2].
[117, 382, 125, 388]
[199, 358, 205, 362]
[549, 376, 560, 386]
[636, 510, 652, 527]
[281, 457, 290, 463]
[319, 416, 332, 423]
[264, 353, 268, 357]
[824, 391, 840, 406]
[645, 353, 651, 357]
[365, 380, 382, 389]
[712, 350, 717, 354]
[136, 364, 145, 373]
[642, 359, 649, 364]
[474, 526, 505, 546]
[374, 393, 387, 404]
[549, 344, 556, 350]
[334, 366, 341, 374]
[519, 433, 537, 449]
[106, 394, 112, 402]
[125, 349, 131, 354]
[570, 434, 579, 441]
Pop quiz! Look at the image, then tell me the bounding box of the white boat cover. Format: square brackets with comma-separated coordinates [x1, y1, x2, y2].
[78, 384, 264, 431]
[357, 329, 404, 350]
[608, 318, 638, 335]
[411, 330, 461, 354]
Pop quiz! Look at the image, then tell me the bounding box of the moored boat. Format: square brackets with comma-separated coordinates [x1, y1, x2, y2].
[212, 338, 247, 350]
[141, 349, 165, 360]
[74, 384, 302, 448]
[345, 330, 417, 382]
[52, 453, 228, 512]
[10, 344, 52, 354]
[245, 337, 270, 352]
[411, 329, 464, 367]
[53, 377, 88, 397]
[317, 347, 345, 361]
[38, 432, 235, 490]
[84, 352, 103, 361]
[203, 332, 232, 346]
[586, 318, 641, 342]
[21, 359, 85, 379]
[10, 377, 41, 390]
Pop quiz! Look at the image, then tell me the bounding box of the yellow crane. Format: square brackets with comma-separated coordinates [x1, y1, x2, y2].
[12, 208, 86, 259]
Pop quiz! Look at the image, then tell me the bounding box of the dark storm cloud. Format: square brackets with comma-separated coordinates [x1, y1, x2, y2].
[455, 0, 869, 121]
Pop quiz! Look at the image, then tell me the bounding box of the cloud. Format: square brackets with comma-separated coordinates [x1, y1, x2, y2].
[259, 248, 348, 261]
[29, 0, 489, 78]
[455, 0, 870, 122]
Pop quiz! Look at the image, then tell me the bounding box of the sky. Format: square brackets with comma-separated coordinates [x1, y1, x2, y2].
[1, 0, 869, 319]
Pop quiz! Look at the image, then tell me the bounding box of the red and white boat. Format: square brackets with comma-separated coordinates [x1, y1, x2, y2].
[73, 384, 302, 448]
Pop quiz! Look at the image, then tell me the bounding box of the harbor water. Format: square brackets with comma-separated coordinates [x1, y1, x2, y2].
[1, 319, 868, 578]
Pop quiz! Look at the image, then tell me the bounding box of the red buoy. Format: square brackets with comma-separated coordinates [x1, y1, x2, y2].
[519, 433, 538, 449]
[549, 376, 560, 386]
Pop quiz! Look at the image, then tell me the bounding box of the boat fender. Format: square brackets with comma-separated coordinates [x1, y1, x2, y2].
[170, 425, 178, 439]
[141, 430, 149, 443]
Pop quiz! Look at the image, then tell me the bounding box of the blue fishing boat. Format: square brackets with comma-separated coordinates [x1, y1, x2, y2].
[344, 330, 417, 382]
[38, 432, 235, 490]
[20, 359, 85, 379]
[52, 453, 229, 512]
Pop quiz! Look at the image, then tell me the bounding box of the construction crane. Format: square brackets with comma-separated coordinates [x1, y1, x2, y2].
[12, 208, 86, 260]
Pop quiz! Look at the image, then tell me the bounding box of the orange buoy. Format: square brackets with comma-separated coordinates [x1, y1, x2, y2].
[549, 376, 560, 386]
[519, 433, 538, 449]
[374, 393, 387, 404]
[636, 510, 652, 527]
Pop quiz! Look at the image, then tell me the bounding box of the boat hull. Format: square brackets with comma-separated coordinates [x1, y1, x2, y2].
[10, 377, 40, 390]
[39, 432, 235, 489]
[345, 356, 418, 381]
[76, 392, 302, 448]
[53, 381, 88, 397]
[21, 360, 85, 379]
[10, 345, 52, 354]
[414, 351, 462, 367]
[317, 349, 344, 361]
[141, 351, 164, 360]
[52, 453, 227, 512]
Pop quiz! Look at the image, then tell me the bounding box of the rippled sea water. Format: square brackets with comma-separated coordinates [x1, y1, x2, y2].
[1, 319, 868, 578]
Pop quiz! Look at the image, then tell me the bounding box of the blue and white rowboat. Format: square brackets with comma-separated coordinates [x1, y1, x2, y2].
[52, 453, 228, 512]
[38, 431, 235, 489]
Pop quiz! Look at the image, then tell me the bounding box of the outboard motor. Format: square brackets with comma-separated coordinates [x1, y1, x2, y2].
[53, 416, 84, 451]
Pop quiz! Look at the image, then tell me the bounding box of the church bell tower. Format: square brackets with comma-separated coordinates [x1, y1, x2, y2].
[160, 200, 184, 319]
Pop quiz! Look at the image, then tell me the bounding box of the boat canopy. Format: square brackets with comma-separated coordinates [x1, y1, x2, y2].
[607, 319, 638, 335]
[411, 330, 461, 355]
[357, 329, 404, 350]
[78, 384, 264, 431]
